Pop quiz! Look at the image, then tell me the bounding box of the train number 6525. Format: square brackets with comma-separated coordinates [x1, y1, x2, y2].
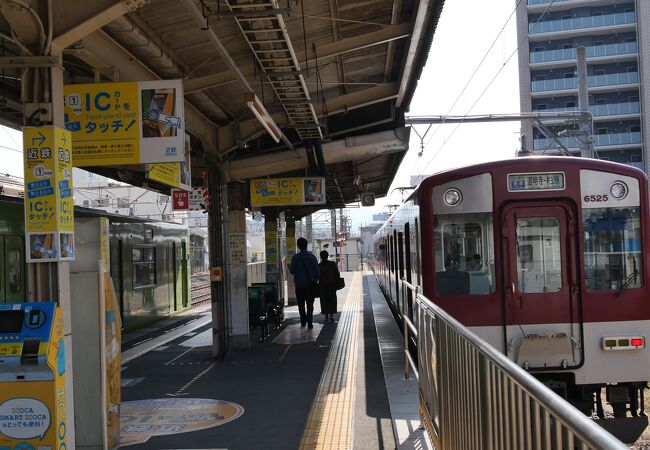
[584, 194, 609, 202]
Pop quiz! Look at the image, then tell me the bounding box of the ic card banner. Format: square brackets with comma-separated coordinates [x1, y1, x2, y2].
[250, 177, 326, 207]
[23, 126, 75, 262]
[63, 79, 185, 166]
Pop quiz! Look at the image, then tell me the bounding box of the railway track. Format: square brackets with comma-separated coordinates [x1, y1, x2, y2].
[191, 272, 211, 306]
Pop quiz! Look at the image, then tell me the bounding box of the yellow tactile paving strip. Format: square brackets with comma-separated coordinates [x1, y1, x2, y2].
[299, 272, 362, 450]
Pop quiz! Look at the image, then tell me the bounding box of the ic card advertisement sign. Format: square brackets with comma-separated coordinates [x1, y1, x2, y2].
[23, 126, 75, 262]
[63, 79, 185, 166]
[250, 177, 326, 207]
[146, 133, 192, 190]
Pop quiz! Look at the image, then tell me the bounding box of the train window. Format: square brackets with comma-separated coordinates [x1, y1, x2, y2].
[434, 213, 495, 295]
[583, 207, 643, 292]
[133, 246, 156, 288]
[516, 217, 562, 293]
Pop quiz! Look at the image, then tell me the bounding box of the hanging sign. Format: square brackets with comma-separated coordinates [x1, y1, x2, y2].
[250, 177, 326, 207]
[189, 186, 210, 211]
[171, 189, 189, 211]
[23, 126, 75, 262]
[63, 80, 185, 166]
[146, 133, 192, 189]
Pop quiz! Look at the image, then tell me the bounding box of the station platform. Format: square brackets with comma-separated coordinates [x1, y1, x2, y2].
[118, 271, 432, 449]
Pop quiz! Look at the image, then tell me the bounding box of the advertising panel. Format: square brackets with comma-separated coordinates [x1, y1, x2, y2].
[23, 126, 75, 262]
[250, 177, 326, 207]
[63, 79, 185, 166]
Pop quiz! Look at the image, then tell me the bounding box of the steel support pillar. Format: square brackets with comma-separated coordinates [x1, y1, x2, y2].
[208, 161, 230, 358]
[17, 25, 78, 447]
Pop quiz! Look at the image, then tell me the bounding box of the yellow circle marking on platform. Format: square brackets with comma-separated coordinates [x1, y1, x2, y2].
[119, 398, 244, 446]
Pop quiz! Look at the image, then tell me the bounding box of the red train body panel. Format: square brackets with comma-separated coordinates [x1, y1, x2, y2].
[373, 157, 650, 433]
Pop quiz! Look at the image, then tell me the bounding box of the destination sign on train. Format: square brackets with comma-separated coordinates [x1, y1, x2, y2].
[507, 172, 565, 192]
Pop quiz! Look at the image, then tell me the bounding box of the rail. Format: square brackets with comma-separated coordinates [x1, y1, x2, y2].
[400, 280, 628, 450]
[191, 262, 267, 306]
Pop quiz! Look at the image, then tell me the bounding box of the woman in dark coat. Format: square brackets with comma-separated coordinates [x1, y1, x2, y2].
[318, 250, 340, 322]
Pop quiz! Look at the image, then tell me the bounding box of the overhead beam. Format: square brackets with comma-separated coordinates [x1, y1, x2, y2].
[217, 83, 400, 154]
[53, 0, 149, 49]
[79, 30, 218, 153]
[396, 0, 435, 107]
[226, 128, 410, 179]
[183, 24, 410, 94]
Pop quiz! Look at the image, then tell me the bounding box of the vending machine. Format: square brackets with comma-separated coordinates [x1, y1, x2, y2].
[0, 302, 68, 449]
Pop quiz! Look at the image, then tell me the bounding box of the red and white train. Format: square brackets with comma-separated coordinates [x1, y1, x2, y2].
[373, 156, 649, 438]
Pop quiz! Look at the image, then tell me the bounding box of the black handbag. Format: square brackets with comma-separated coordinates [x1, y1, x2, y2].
[298, 253, 320, 298]
[335, 277, 345, 291]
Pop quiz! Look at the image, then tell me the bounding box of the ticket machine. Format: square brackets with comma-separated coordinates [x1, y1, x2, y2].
[0, 302, 68, 450]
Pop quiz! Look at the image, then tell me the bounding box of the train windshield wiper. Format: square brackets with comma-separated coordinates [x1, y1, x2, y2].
[613, 270, 639, 298]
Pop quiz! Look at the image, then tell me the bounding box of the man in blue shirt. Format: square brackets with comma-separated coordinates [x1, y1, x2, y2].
[289, 237, 319, 328]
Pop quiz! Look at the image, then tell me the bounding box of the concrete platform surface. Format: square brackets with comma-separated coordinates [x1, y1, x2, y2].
[117, 271, 425, 449]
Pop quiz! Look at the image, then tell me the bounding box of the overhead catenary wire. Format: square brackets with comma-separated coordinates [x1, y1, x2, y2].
[407, 0, 524, 177]
[416, 0, 557, 176]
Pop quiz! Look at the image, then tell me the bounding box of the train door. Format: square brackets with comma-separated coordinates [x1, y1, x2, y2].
[180, 240, 188, 308]
[502, 202, 583, 370]
[0, 236, 26, 304]
[110, 239, 125, 322]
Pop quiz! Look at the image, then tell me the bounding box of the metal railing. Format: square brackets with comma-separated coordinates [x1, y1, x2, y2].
[400, 280, 628, 450]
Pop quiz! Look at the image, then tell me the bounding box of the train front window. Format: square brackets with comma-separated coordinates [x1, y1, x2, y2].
[434, 213, 495, 295]
[583, 207, 643, 292]
[515, 217, 562, 293]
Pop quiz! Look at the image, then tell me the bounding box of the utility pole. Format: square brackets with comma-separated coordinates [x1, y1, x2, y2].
[577, 46, 594, 158]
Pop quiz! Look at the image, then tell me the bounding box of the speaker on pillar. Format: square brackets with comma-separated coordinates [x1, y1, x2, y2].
[360, 193, 375, 207]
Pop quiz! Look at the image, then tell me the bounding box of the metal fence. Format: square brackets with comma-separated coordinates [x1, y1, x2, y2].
[400, 280, 628, 450]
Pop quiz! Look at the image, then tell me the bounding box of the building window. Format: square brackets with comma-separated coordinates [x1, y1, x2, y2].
[563, 44, 573, 49]
[566, 101, 576, 108]
[535, 103, 547, 110]
[597, 128, 608, 135]
[593, 40, 604, 46]
[595, 98, 606, 105]
[133, 246, 156, 288]
[534, 75, 547, 81]
[630, 125, 640, 133]
[627, 66, 637, 73]
[595, 70, 605, 76]
[533, 47, 544, 52]
[564, 72, 575, 79]
[624, 7, 634, 13]
[629, 96, 639, 103]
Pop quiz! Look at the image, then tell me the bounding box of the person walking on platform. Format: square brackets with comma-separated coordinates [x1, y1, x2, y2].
[318, 251, 340, 323]
[289, 237, 319, 329]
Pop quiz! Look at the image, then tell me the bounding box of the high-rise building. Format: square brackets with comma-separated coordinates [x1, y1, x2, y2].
[516, 0, 649, 170]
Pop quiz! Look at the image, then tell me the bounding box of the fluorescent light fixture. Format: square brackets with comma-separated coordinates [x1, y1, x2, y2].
[244, 92, 283, 143]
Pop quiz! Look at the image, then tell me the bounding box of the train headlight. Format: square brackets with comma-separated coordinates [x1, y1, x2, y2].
[610, 181, 628, 200]
[443, 188, 462, 206]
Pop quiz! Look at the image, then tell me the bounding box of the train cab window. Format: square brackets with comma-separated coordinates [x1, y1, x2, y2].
[133, 246, 156, 288]
[515, 217, 562, 293]
[434, 213, 495, 295]
[583, 207, 643, 292]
